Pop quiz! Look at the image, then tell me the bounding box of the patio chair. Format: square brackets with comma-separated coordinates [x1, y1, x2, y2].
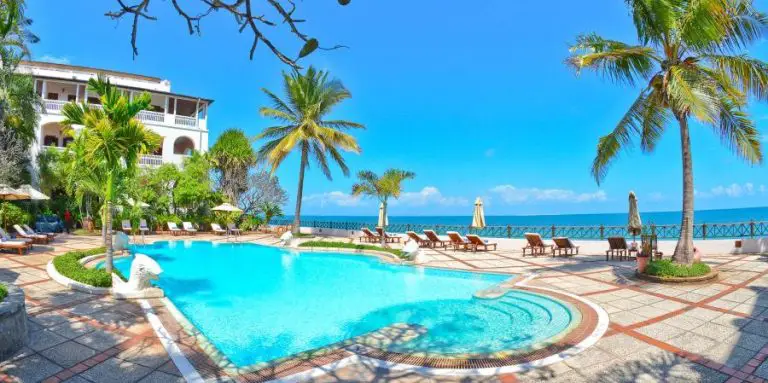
[606, 237, 638, 261]
[523, 233, 553, 256]
[466, 234, 497, 251]
[121, 220, 133, 235]
[139, 219, 150, 236]
[0, 228, 32, 249]
[0, 235, 30, 255]
[406, 231, 430, 247]
[182, 222, 197, 235]
[552, 237, 579, 257]
[376, 227, 401, 243]
[446, 231, 472, 251]
[227, 223, 242, 237]
[211, 223, 227, 235]
[423, 230, 448, 249]
[23, 224, 54, 241]
[167, 222, 182, 236]
[359, 227, 381, 243]
[13, 224, 48, 244]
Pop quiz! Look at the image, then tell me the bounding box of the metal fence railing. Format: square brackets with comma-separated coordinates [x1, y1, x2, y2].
[269, 219, 768, 240]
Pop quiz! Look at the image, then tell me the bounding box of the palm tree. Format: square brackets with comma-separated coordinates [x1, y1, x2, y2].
[61, 76, 160, 273]
[258, 201, 284, 226]
[257, 66, 364, 234]
[351, 169, 415, 246]
[567, 0, 766, 265]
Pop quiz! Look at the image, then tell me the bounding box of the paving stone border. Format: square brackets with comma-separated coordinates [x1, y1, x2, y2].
[0, 283, 28, 361]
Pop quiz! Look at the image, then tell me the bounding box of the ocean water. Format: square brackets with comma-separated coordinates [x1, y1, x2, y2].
[290, 206, 768, 227]
[108, 241, 572, 366]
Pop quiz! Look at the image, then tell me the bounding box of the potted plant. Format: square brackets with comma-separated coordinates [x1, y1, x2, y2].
[637, 234, 653, 273]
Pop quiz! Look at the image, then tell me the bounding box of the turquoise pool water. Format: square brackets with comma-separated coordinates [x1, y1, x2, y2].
[107, 241, 573, 367]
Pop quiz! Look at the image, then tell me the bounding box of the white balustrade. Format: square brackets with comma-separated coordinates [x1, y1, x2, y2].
[139, 154, 163, 167]
[174, 115, 197, 128]
[137, 110, 165, 123]
[42, 100, 66, 114]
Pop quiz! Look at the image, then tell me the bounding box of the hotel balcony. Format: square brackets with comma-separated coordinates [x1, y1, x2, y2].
[40, 145, 171, 168]
[42, 99, 202, 130]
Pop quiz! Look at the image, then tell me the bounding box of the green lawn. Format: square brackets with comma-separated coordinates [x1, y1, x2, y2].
[298, 240, 406, 259]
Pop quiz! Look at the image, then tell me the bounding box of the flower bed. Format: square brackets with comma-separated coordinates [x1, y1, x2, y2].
[52, 247, 125, 287]
[644, 259, 711, 278]
[0, 283, 27, 361]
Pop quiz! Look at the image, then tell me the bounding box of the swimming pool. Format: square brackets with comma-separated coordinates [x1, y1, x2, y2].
[107, 241, 574, 368]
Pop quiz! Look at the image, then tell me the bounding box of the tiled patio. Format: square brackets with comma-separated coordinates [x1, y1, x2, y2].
[2, 233, 768, 382]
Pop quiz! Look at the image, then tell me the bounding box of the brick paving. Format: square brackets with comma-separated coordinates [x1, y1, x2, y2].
[2, 233, 768, 382]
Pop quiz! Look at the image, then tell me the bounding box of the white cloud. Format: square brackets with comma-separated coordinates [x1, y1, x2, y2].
[648, 192, 664, 201]
[302, 191, 362, 207]
[37, 54, 70, 65]
[391, 186, 469, 207]
[697, 182, 764, 198]
[489, 185, 607, 204]
[484, 148, 495, 158]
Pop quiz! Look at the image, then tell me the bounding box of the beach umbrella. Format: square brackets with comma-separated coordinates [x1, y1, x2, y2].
[212, 203, 243, 213]
[0, 185, 29, 201]
[16, 185, 49, 200]
[628, 191, 642, 237]
[471, 197, 486, 229]
[378, 202, 388, 227]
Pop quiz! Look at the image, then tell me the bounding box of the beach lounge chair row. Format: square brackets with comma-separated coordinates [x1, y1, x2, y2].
[522, 233, 580, 257]
[211, 223, 242, 236]
[360, 227, 401, 243]
[405, 230, 498, 252]
[167, 222, 199, 235]
[0, 227, 33, 255]
[122, 219, 150, 236]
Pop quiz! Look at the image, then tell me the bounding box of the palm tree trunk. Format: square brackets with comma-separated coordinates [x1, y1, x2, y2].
[292, 144, 309, 235]
[104, 172, 114, 274]
[673, 114, 695, 265]
[381, 199, 388, 247]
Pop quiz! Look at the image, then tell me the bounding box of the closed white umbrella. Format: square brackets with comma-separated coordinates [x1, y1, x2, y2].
[212, 203, 243, 213]
[471, 197, 486, 229]
[628, 191, 642, 237]
[17, 185, 49, 201]
[377, 202, 388, 227]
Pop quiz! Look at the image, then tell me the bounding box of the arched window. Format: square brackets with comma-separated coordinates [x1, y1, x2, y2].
[43, 135, 58, 147]
[173, 136, 195, 155]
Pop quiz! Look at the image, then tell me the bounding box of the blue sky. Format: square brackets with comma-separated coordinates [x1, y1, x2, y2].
[28, 1, 768, 216]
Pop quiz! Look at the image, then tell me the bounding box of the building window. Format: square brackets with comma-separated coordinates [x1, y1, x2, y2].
[67, 94, 77, 102]
[43, 135, 59, 147]
[173, 136, 195, 155]
[62, 137, 73, 147]
[168, 97, 175, 114]
[87, 96, 101, 105]
[47, 92, 59, 100]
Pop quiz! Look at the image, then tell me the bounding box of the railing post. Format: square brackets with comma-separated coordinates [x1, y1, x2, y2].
[551, 225, 556, 238]
[702, 223, 707, 240]
[751, 220, 755, 238]
[651, 224, 657, 237]
[600, 225, 604, 240]
[406, 224, 410, 233]
[507, 225, 511, 239]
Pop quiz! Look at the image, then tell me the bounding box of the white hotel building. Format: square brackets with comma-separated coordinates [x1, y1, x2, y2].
[19, 60, 212, 169]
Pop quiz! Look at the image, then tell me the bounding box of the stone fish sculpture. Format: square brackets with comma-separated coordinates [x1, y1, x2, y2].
[114, 232, 130, 251]
[112, 254, 164, 299]
[402, 239, 420, 261]
[280, 231, 293, 247]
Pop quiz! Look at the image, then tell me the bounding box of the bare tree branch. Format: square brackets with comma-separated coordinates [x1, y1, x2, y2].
[106, 0, 349, 68]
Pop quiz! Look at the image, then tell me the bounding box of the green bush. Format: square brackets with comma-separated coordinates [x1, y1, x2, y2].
[239, 215, 264, 231]
[155, 214, 181, 230]
[52, 247, 126, 287]
[0, 202, 31, 230]
[298, 241, 406, 259]
[644, 259, 711, 278]
[0, 283, 7, 302]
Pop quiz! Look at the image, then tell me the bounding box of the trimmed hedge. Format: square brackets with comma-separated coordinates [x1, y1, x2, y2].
[0, 283, 6, 302]
[298, 241, 406, 259]
[644, 259, 711, 278]
[52, 247, 126, 288]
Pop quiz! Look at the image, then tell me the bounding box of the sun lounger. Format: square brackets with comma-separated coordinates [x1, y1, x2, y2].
[447, 231, 472, 251]
[182, 222, 197, 235]
[13, 224, 48, 244]
[121, 220, 133, 235]
[406, 231, 430, 247]
[23, 224, 54, 240]
[139, 219, 150, 235]
[0, 228, 33, 253]
[523, 233, 553, 256]
[227, 223, 242, 237]
[552, 237, 579, 257]
[167, 222, 182, 236]
[423, 230, 448, 248]
[211, 223, 227, 235]
[466, 234, 497, 251]
[606, 237, 638, 261]
[376, 227, 401, 243]
[359, 227, 381, 243]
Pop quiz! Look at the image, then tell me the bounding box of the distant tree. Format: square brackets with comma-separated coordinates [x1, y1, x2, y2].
[239, 170, 287, 216]
[61, 76, 160, 274]
[351, 169, 415, 246]
[209, 128, 256, 203]
[256, 67, 363, 234]
[173, 151, 216, 217]
[0, 127, 28, 185]
[567, 0, 767, 265]
[258, 201, 283, 226]
[105, 0, 350, 67]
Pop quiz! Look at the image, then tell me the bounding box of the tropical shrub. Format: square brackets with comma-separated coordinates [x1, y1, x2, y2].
[644, 260, 711, 278]
[0, 201, 30, 230]
[155, 213, 181, 230]
[239, 215, 264, 231]
[298, 241, 405, 259]
[52, 247, 126, 287]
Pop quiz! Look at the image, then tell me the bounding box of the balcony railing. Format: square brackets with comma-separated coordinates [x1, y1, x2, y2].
[41, 145, 66, 152]
[40, 99, 202, 129]
[139, 154, 163, 167]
